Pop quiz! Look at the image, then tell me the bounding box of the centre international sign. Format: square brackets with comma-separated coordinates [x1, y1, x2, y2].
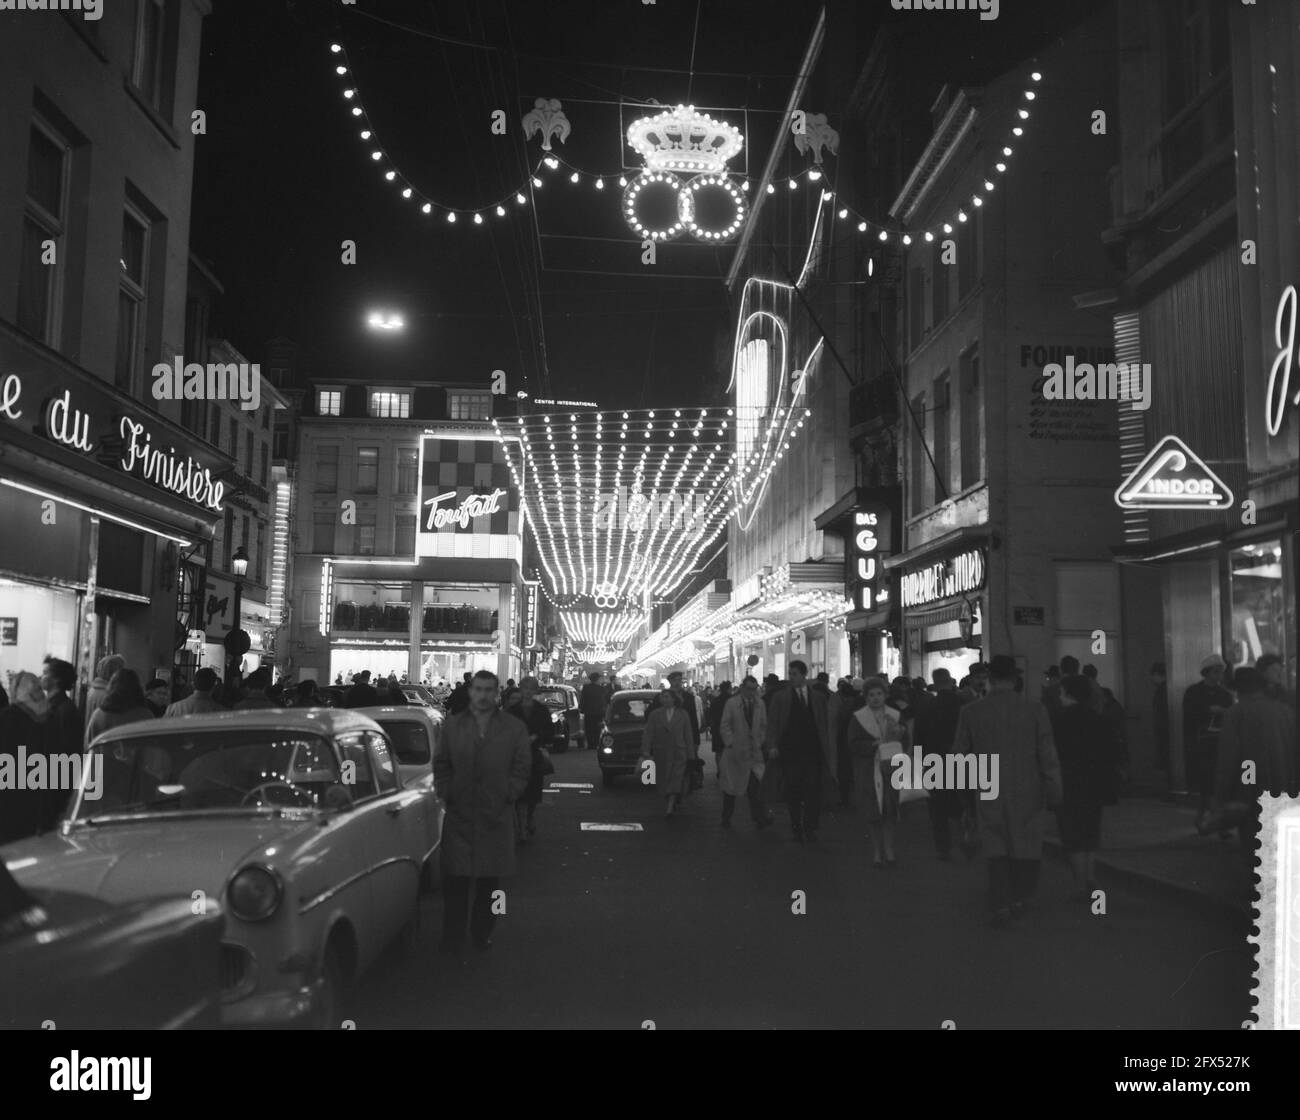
[899, 548, 985, 608]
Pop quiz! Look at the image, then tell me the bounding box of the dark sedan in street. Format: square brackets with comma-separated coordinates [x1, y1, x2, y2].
[596, 690, 663, 786]
[536, 684, 583, 752]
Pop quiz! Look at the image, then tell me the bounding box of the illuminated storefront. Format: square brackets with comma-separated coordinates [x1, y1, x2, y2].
[0, 323, 228, 697]
[291, 422, 525, 685]
[888, 535, 988, 685]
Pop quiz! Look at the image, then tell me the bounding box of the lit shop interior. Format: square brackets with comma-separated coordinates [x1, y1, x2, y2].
[327, 578, 502, 685]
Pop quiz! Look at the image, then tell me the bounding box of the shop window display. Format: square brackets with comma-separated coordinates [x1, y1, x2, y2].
[1228, 540, 1286, 669]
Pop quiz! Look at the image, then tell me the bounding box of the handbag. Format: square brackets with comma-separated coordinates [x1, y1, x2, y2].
[687, 756, 704, 792]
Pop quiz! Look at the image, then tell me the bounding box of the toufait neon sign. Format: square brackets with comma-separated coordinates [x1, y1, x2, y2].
[422, 488, 507, 530]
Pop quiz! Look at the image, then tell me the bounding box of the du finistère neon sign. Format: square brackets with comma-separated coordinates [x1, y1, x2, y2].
[0, 372, 224, 513]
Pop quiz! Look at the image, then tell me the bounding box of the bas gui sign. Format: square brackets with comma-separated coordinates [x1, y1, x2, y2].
[0, 367, 224, 513]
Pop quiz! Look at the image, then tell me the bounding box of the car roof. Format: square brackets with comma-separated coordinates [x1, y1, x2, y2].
[89, 708, 385, 744]
[353, 705, 442, 724]
[611, 690, 663, 700]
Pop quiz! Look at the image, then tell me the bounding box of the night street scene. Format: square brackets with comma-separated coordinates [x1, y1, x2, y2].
[0, 0, 1298, 1052]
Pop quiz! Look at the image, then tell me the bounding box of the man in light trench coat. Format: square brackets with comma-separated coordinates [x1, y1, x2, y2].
[718, 675, 774, 830]
[951, 654, 1063, 926]
[433, 670, 533, 953]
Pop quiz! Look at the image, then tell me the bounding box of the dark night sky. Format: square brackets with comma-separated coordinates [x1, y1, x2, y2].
[191, 0, 1109, 409]
[191, 0, 840, 410]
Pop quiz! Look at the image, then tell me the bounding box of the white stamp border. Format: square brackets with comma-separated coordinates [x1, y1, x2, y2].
[1252, 794, 1299, 1029]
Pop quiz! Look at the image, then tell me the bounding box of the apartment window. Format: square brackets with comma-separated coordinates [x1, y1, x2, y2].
[396, 447, 418, 494]
[394, 513, 416, 556]
[933, 374, 951, 499]
[317, 389, 341, 417]
[17, 123, 68, 346]
[957, 212, 978, 300]
[909, 393, 927, 516]
[960, 346, 983, 489]
[369, 390, 411, 419]
[448, 392, 491, 421]
[314, 445, 339, 492]
[931, 245, 949, 328]
[132, 0, 175, 118]
[243, 426, 254, 477]
[254, 521, 266, 583]
[260, 444, 269, 486]
[356, 508, 377, 556]
[262, 408, 270, 431]
[273, 425, 289, 459]
[356, 447, 379, 492]
[1160, 0, 1232, 182]
[228, 421, 238, 462]
[116, 207, 149, 392]
[907, 266, 925, 352]
[312, 510, 335, 554]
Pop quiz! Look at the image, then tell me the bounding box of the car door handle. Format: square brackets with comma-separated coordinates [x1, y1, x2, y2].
[387, 802, 405, 816]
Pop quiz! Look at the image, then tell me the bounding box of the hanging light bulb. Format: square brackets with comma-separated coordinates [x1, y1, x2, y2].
[384, 171, 396, 181]
[402, 188, 412, 198]
[342, 87, 354, 97]
[516, 193, 526, 204]
[336, 66, 347, 76]
[1018, 109, 1030, 120]
[943, 223, 953, 233]
[544, 157, 559, 170]
[742, 180, 750, 191]
[371, 151, 382, 161]
[352, 107, 363, 117]
[595, 178, 604, 189]
[996, 162, 1007, 173]
[808, 169, 821, 181]
[360, 130, 371, 139]
[878, 229, 888, 241]
[838, 208, 848, 219]
[984, 180, 995, 191]
[474, 213, 483, 224]
[767, 184, 776, 194]
[924, 231, 934, 242]
[1003, 146, 1013, 156]
[857, 221, 867, 232]
[788, 179, 798, 190]
[447, 212, 457, 222]
[619, 176, 628, 187]
[958, 211, 968, 222]
[532, 176, 543, 187]
[1025, 90, 1036, 101]
[570, 171, 580, 183]
[422, 203, 432, 214]
[972, 196, 983, 207]
[496, 205, 506, 216]
[1013, 127, 1023, 137]
[1031, 71, 1042, 82]
[902, 234, 912, 245]
[330, 43, 342, 53]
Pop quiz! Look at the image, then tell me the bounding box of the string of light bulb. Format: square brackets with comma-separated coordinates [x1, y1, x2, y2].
[330, 41, 1042, 245]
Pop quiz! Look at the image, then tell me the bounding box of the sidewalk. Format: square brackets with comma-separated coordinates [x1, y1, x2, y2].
[1043, 796, 1255, 920]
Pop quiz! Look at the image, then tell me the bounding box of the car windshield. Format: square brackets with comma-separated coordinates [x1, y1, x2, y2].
[535, 690, 569, 712]
[74, 729, 344, 820]
[608, 695, 657, 722]
[375, 720, 430, 765]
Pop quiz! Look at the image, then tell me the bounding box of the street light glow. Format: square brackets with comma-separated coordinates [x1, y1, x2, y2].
[367, 312, 405, 331]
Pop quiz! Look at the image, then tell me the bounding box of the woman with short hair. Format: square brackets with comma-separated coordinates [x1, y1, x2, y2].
[85, 669, 155, 748]
[848, 677, 910, 867]
[640, 688, 695, 818]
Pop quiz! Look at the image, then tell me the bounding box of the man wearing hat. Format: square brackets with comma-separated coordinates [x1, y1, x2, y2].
[915, 667, 973, 859]
[1182, 653, 1234, 824]
[951, 654, 1062, 926]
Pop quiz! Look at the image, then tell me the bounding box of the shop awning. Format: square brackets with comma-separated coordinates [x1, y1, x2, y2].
[883, 525, 988, 571]
[905, 601, 971, 627]
[1110, 527, 1225, 563]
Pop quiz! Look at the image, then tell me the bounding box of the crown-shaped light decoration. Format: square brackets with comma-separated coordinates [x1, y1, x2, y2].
[627, 105, 744, 175]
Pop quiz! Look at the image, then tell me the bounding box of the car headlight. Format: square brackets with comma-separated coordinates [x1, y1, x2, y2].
[227, 865, 283, 922]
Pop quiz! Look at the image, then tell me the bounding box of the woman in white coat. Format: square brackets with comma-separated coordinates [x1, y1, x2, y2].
[640, 688, 695, 817]
[847, 677, 910, 867]
[718, 676, 774, 829]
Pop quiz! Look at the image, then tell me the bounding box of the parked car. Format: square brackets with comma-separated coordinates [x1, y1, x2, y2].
[535, 684, 583, 752]
[597, 690, 664, 785]
[354, 705, 443, 789]
[0, 861, 224, 1029]
[400, 684, 441, 710]
[2, 709, 443, 1029]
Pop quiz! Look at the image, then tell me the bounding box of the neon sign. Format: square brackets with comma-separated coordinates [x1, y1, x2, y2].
[848, 505, 892, 612]
[1114, 435, 1233, 511]
[900, 549, 985, 608]
[422, 488, 507, 530]
[1267, 284, 1297, 437]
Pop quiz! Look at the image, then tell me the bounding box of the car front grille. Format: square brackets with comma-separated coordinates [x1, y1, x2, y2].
[219, 942, 255, 999]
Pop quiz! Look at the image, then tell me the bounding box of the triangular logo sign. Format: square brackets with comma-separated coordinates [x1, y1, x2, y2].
[1115, 435, 1233, 511]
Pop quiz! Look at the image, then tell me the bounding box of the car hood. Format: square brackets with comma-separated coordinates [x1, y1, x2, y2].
[2, 815, 318, 905]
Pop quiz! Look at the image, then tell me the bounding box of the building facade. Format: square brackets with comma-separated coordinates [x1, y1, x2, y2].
[287, 378, 527, 686]
[0, 0, 219, 697]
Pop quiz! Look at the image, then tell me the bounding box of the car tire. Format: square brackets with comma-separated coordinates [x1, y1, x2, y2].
[602, 770, 616, 787]
[313, 940, 352, 1030]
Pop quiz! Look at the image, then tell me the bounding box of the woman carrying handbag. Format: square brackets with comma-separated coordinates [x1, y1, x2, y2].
[847, 677, 911, 867]
[640, 688, 694, 817]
